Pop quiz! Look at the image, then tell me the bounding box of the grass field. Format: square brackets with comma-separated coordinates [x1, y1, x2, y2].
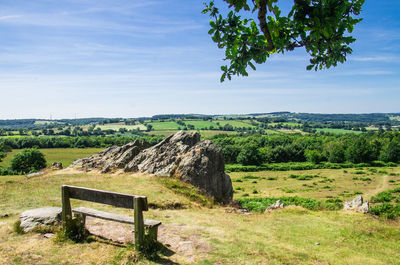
[230, 167, 400, 201]
[0, 148, 103, 168]
[1, 170, 400, 264]
[145, 130, 237, 137]
[315, 128, 363, 134]
[95, 123, 146, 131]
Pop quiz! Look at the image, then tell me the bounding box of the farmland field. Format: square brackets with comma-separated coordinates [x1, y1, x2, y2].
[145, 130, 237, 137]
[95, 123, 146, 131]
[146, 121, 180, 130]
[0, 148, 103, 168]
[315, 128, 363, 134]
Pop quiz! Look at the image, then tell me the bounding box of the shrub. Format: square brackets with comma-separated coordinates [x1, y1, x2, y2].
[237, 196, 342, 212]
[371, 191, 394, 203]
[370, 203, 400, 219]
[10, 148, 47, 174]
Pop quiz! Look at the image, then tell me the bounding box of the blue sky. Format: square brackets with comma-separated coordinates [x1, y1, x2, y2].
[0, 0, 399, 119]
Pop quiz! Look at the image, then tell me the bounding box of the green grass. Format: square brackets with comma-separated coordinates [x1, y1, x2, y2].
[145, 130, 237, 137]
[146, 121, 180, 130]
[229, 167, 400, 201]
[95, 123, 146, 131]
[0, 148, 103, 168]
[315, 128, 363, 134]
[1, 170, 400, 264]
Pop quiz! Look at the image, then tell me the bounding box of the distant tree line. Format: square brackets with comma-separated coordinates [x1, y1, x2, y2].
[211, 131, 400, 166]
[0, 135, 163, 149]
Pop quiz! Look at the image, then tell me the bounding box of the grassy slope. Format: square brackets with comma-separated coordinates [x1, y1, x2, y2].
[0, 148, 103, 168]
[230, 167, 400, 201]
[1, 171, 400, 264]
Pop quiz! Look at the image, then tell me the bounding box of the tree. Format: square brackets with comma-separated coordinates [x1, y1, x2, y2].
[345, 137, 373, 163]
[203, 0, 365, 81]
[10, 148, 47, 173]
[0, 143, 6, 162]
[237, 143, 264, 165]
[379, 138, 400, 163]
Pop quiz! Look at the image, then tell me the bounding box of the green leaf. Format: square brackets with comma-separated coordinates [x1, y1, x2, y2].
[248, 61, 256, 70]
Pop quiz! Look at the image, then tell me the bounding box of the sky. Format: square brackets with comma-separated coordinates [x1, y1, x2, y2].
[0, 0, 399, 119]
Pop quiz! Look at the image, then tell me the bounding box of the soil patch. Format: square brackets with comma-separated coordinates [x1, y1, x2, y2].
[85, 217, 212, 263]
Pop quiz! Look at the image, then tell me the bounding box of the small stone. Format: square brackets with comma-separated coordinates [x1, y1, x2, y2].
[26, 172, 45, 178]
[43, 233, 54, 238]
[265, 200, 285, 212]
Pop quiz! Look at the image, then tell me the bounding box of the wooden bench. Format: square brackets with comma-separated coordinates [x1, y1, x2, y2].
[61, 185, 161, 250]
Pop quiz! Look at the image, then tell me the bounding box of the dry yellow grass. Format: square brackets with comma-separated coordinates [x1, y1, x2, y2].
[1, 170, 400, 264]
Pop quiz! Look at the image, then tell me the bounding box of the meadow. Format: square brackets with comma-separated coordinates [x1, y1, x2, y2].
[1, 169, 400, 264]
[0, 148, 103, 168]
[315, 128, 363, 134]
[1, 165, 400, 264]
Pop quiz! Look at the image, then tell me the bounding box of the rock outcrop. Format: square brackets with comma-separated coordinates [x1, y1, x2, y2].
[343, 195, 369, 213]
[20, 207, 62, 233]
[69, 131, 233, 203]
[71, 140, 149, 173]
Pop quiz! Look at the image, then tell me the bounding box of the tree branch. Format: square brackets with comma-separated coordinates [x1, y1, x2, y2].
[257, 0, 275, 51]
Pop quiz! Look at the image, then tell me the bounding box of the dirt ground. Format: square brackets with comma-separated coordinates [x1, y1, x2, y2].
[85, 217, 213, 263]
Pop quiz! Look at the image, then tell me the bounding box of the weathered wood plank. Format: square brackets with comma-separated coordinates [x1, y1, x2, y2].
[61, 185, 72, 233]
[62, 185, 147, 210]
[72, 207, 161, 227]
[134, 197, 145, 250]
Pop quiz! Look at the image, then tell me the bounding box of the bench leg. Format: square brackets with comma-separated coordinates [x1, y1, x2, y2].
[75, 213, 86, 228]
[146, 226, 159, 244]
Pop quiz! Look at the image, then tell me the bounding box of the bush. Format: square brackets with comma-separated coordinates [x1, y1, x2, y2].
[237, 196, 342, 212]
[370, 203, 400, 219]
[10, 148, 47, 174]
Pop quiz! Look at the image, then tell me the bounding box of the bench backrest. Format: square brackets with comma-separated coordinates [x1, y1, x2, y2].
[62, 185, 148, 211]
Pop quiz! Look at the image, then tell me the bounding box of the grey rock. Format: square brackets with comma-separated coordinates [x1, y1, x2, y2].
[50, 162, 63, 170]
[43, 233, 55, 238]
[265, 200, 285, 212]
[20, 207, 62, 233]
[26, 172, 45, 178]
[344, 195, 369, 213]
[70, 140, 149, 173]
[360, 201, 369, 213]
[69, 131, 234, 203]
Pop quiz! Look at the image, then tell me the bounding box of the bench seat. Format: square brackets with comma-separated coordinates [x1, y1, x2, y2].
[72, 207, 161, 228]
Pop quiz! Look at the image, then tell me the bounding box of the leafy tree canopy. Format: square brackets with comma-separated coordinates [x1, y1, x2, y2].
[10, 148, 47, 174]
[203, 0, 365, 81]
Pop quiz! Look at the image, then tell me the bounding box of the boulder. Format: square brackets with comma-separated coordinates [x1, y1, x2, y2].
[50, 162, 63, 170]
[69, 131, 233, 203]
[265, 200, 285, 213]
[344, 195, 369, 213]
[20, 207, 62, 233]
